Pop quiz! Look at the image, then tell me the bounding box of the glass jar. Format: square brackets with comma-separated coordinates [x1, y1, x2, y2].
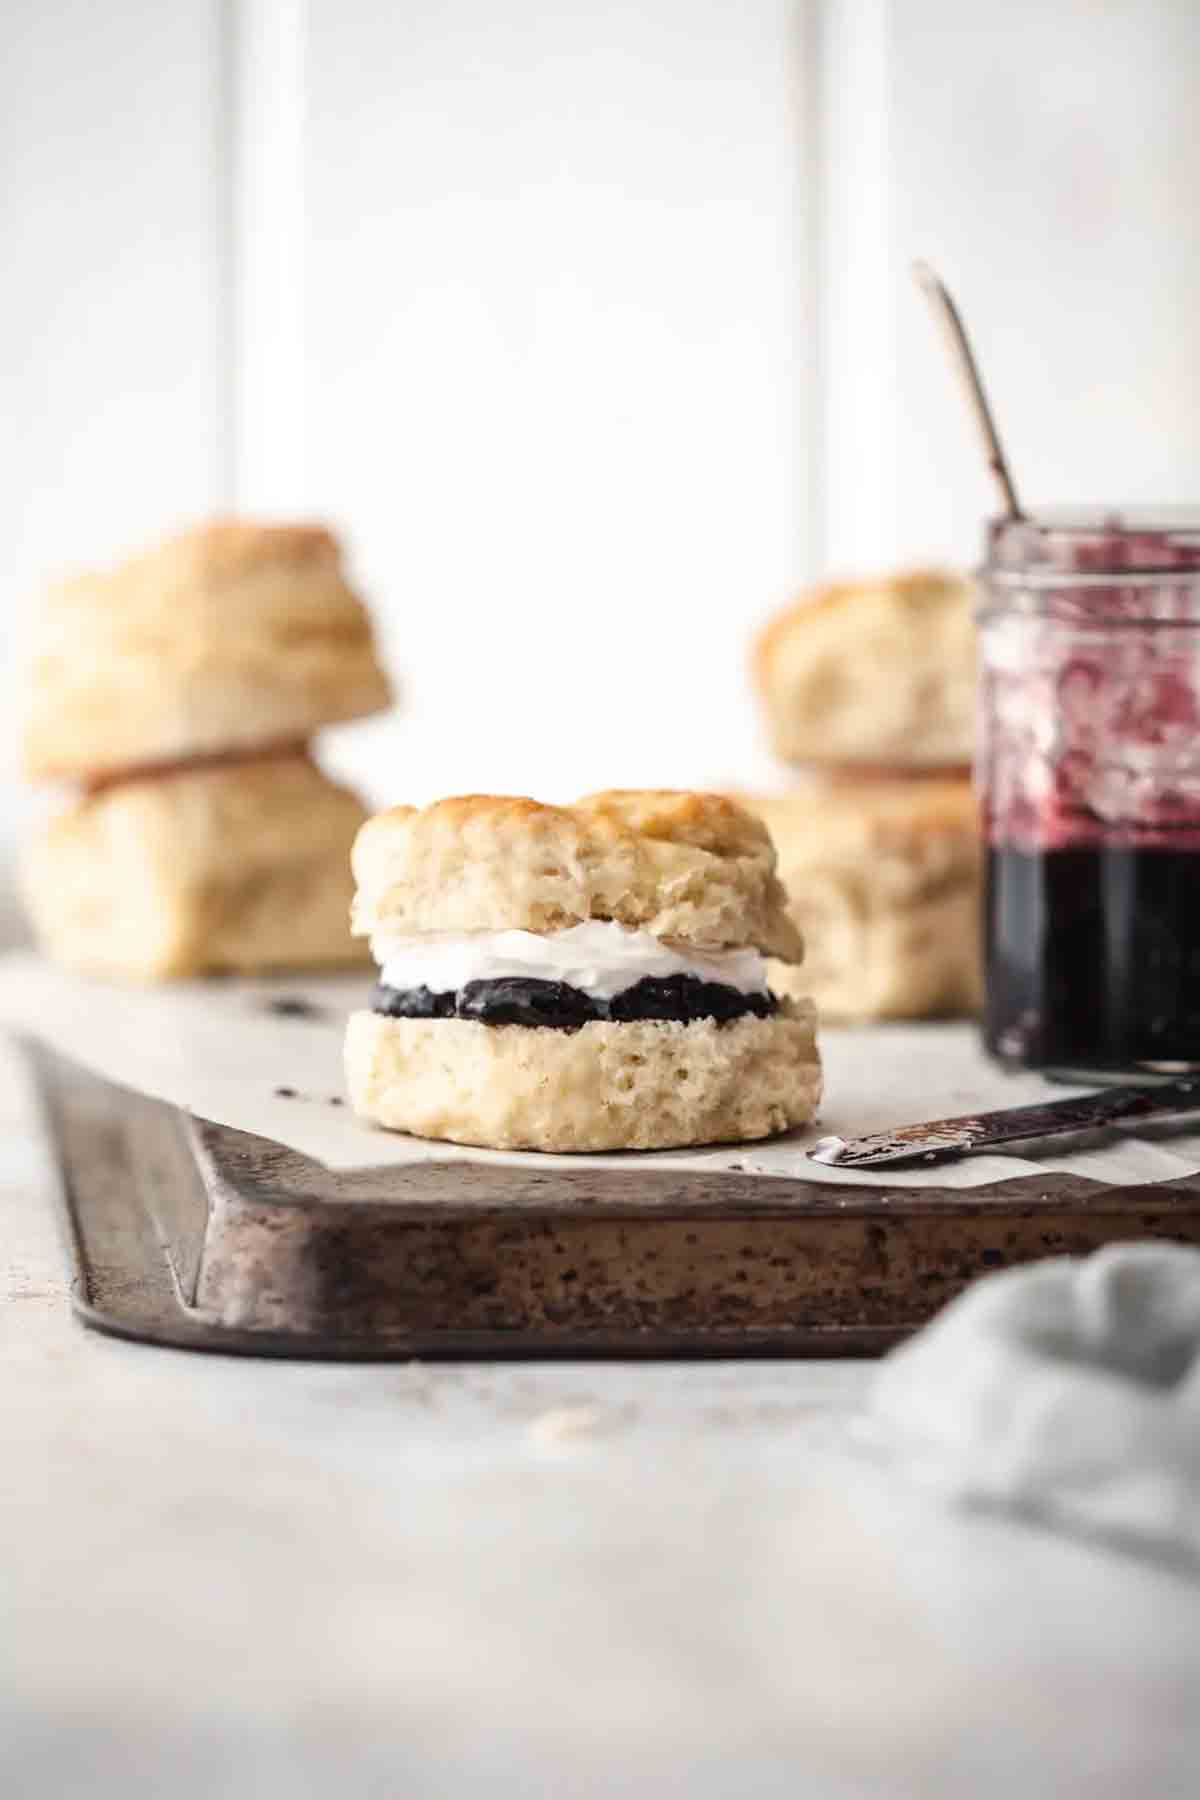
[978, 508, 1200, 1078]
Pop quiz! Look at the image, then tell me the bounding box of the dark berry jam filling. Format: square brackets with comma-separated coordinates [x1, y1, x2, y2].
[372, 973, 776, 1029]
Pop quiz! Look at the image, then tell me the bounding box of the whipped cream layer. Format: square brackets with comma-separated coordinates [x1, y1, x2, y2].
[376, 921, 769, 1000]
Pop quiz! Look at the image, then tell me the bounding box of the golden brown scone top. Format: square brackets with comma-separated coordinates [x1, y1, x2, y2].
[23, 517, 393, 781]
[41, 518, 355, 624]
[754, 567, 967, 664]
[753, 567, 976, 770]
[129, 518, 341, 581]
[352, 790, 804, 961]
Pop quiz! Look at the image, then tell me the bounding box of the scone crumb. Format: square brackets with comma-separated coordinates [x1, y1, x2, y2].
[527, 1402, 635, 1446]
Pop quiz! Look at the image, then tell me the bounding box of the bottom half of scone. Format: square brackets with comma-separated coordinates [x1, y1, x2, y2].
[346, 1000, 821, 1152]
[770, 876, 982, 1022]
[21, 751, 370, 981]
[748, 779, 982, 1023]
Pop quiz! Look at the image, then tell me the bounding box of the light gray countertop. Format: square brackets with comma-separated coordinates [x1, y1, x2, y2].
[1, 1032, 1197, 1798]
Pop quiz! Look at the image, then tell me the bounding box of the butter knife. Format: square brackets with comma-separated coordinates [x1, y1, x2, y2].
[809, 1078, 1200, 1169]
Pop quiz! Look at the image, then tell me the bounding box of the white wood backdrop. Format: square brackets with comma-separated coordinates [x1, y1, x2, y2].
[3, 0, 1199, 822]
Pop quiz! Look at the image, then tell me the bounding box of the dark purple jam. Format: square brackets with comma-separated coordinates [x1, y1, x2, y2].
[985, 847, 1200, 1071]
[372, 974, 776, 1030]
[459, 978, 599, 1028]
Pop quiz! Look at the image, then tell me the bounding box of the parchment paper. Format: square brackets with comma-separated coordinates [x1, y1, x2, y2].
[2, 949, 1199, 1189]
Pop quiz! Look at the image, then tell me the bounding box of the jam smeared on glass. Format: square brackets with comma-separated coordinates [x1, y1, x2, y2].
[980, 510, 1200, 1073]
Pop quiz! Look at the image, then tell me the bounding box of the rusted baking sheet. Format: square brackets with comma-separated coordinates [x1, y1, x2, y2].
[27, 1041, 1200, 1359]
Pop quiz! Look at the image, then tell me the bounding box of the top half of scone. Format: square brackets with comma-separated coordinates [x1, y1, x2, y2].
[353, 789, 805, 1028]
[21, 518, 393, 784]
[753, 567, 976, 771]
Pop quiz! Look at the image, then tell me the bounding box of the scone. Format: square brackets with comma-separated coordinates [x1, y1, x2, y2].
[748, 779, 982, 1022]
[21, 752, 369, 980]
[753, 568, 976, 770]
[345, 791, 822, 1151]
[22, 519, 391, 782]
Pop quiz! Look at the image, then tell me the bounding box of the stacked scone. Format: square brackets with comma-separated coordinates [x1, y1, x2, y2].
[749, 568, 981, 1022]
[346, 791, 822, 1151]
[20, 520, 391, 980]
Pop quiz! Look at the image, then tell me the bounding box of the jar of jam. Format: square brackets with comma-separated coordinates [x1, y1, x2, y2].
[979, 509, 1200, 1077]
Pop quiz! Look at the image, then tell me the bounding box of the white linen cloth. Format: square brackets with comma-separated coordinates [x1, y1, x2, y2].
[868, 1244, 1200, 1566]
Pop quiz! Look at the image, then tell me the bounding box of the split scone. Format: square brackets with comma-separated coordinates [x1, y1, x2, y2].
[748, 779, 982, 1022]
[345, 791, 822, 1152]
[753, 568, 976, 771]
[21, 752, 369, 981]
[22, 519, 391, 783]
